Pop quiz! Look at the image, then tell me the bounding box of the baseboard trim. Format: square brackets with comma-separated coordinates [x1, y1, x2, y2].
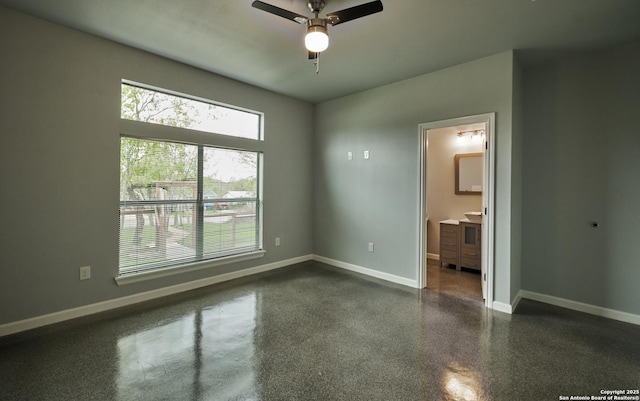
[427, 253, 439, 261]
[15, 258, 636, 337]
[313, 255, 419, 288]
[519, 290, 640, 326]
[492, 301, 514, 314]
[511, 292, 523, 312]
[0, 255, 313, 337]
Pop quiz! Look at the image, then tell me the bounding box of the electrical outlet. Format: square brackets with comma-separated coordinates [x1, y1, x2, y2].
[368, 242, 374, 252]
[79, 266, 91, 280]
[364, 150, 370, 159]
[275, 237, 280, 246]
[347, 151, 353, 160]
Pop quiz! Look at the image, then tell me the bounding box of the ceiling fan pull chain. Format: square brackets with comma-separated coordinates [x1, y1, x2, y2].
[314, 52, 320, 74]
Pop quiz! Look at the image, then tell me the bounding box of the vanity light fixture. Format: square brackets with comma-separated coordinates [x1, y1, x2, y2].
[456, 129, 485, 145]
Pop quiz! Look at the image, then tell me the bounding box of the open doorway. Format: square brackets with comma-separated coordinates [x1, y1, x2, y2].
[418, 113, 495, 308]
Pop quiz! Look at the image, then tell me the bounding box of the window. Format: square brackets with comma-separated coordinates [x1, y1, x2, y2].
[119, 82, 263, 277]
[121, 82, 261, 140]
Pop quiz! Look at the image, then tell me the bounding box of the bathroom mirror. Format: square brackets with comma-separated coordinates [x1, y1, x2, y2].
[455, 153, 482, 195]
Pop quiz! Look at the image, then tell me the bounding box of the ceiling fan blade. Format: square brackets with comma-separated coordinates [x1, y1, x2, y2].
[252, 1, 308, 24]
[326, 0, 383, 26]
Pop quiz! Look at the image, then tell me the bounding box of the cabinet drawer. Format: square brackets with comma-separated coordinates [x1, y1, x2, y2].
[440, 230, 458, 242]
[460, 248, 480, 258]
[441, 245, 457, 255]
[460, 256, 481, 270]
[440, 238, 457, 249]
[440, 224, 458, 238]
[440, 249, 457, 260]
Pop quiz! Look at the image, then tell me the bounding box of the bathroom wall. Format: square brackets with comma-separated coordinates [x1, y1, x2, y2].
[426, 125, 484, 256]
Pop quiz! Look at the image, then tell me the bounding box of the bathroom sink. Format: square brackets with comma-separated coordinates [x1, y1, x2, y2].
[464, 212, 482, 223]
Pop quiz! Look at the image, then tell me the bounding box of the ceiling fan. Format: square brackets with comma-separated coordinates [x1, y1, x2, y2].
[252, 0, 383, 71]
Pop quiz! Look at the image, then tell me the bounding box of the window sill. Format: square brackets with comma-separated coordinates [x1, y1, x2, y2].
[114, 250, 266, 286]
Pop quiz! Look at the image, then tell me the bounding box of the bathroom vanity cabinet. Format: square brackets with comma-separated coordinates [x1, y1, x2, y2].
[459, 221, 481, 270]
[439, 220, 459, 268]
[439, 219, 481, 271]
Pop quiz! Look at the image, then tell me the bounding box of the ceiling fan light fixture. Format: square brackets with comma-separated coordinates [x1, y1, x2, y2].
[305, 19, 329, 52]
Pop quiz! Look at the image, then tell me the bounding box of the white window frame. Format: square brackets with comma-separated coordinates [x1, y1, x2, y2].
[116, 81, 265, 285]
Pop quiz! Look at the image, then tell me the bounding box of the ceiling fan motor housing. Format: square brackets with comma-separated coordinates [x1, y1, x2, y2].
[308, 18, 327, 30]
[308, 0, 327, 13]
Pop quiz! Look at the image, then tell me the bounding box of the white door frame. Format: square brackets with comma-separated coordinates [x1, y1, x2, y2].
[417, 113, 495, 308]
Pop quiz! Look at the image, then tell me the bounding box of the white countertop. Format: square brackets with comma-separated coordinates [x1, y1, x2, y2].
[440, 218, 481, 224]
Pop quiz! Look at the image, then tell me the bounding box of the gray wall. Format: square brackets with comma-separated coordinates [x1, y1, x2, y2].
[0, 8, 314, 325]
[314, 51, 518, 305]
[522, 42, 640, 315]
[510, 56, 524, 303]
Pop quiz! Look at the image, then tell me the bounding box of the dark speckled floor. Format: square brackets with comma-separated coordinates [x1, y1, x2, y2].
[427, 258, 483, 300]
[1, 261, 639, 400]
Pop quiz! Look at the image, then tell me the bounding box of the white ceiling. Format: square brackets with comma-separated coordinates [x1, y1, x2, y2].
[2, 0, 639, 103]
